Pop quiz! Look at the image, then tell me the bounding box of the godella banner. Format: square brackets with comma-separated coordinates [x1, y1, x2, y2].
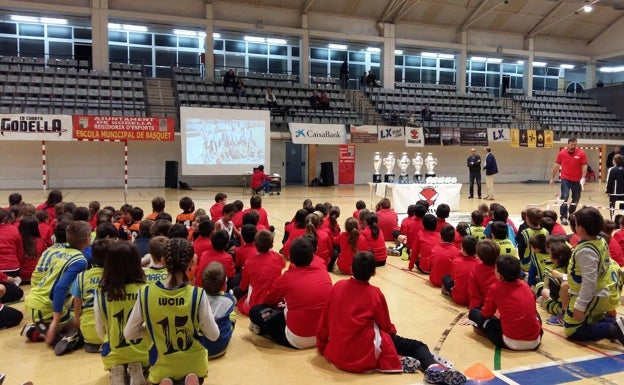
[338, 144, 355, 184]
[404, 126, 425, 147]
[288, 123, 346, 144]
[73, 116, 175, 141]
[0, 114, 73, 141]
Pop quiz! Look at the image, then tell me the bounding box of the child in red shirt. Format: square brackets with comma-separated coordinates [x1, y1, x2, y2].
[468, 239, 500, 309]
[237, 230, 285, 315]
[376, 198, 399, 241]
[282, 209, 308, 260]
[353, 200, 366, 221]
[231, 200, 244, 229]
[468, 255, 543, 350]
[234, 224, 258, 273]
[409, 214, 440, 273]
[242, 195, 271, 230]
[210, 192, 227, 222]
[429, 225, 461, 287]
[334, 217, 369, 275]
[317, 251, 466, 384]
[361, 212, 387, 266]
[305, 212, 333, 268]
[195, 230, 236, 290]
[442, 236, 480, 306]
[193, 219, 214, 259]
[435, 204, 451, 232]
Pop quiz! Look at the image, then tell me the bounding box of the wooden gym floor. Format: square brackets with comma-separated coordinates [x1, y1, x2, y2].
[1, 182, 623, 385]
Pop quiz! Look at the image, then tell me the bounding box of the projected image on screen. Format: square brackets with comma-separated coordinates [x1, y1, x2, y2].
[180, 107, 271, 176]
[186, 119, 265, 164]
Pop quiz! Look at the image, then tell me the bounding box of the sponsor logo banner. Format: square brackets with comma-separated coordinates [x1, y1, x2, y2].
[378, 125, 405, 141]
[487, 127, 510, 142]
[0, 114, 73, 141]
[405, 126, 425, 147]
[460, 128, 488, 146]
[510, 128, 553, 148]
[289, 123, 346, 144]
[349, 125, 378, 143]
[338, 145, 355, 184]
[73, 116, 175, 141]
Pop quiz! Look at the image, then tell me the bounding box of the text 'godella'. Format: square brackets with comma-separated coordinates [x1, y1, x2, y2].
[1, 118, 63, 133]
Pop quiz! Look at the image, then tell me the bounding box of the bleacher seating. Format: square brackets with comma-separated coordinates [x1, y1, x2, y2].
[367, 82, 513, 128]
[173, 67, 362, 126]
[508, 88, 624, 139]
[0, 55, 146, 117]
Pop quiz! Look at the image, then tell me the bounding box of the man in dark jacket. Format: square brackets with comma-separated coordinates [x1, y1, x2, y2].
[483, 147, 498, 200]
[606, 154, 624, 219]
[467, 148, 482, 199]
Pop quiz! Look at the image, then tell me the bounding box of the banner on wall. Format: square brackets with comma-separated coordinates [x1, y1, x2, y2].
[349, 125, 378, 143]
[289, 123, 346, 144]
[423, 127, 441, 145]
[510, 128, 554, 148]
[487, 127, 510, 142]
[73, 116, 175, 141]
[460, 128, 488, 146]
[338, 144, 355, 184]
[378, 125, 405, 141]
[0, 114, 73, 141]
[441, 127, 461, 146]
[405, 126, 424, 147]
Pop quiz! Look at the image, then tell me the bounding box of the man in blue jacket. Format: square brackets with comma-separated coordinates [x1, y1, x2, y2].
[483, 147, 498, 200]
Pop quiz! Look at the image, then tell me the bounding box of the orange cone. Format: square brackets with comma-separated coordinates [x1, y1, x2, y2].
[464, 362, 495, 381]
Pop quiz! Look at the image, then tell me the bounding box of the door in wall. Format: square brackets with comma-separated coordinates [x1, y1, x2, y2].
[285, 141, 305, 185]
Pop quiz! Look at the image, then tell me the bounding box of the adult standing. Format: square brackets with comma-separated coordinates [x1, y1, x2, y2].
[606, 154, 624, 219]
[467, 148, 482, 199]
[606, 146, 621, 168]
[483, 147, 498, 200]
[549, 137, 587, 225]
[339, 60, 349, 89]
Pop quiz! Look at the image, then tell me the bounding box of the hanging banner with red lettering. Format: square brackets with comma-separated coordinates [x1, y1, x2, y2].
[72, 116, 175, 141]
[0, 114, 73, 141]
[338, 144, 355, 185]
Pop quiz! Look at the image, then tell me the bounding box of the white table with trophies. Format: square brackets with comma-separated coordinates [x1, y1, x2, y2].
[369, 151, 462, 213]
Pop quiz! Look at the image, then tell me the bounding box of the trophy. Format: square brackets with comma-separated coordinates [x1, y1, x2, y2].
[398, 152, 411, 184]
[425, 152, 437, 177]
[412, 152, 423, 183]
[383, 152, 396, 183]
[372, 152, 382, 183]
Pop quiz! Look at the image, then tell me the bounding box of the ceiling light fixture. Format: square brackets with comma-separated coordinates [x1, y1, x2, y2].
[560, 64, 575, 69]
[328, 43, 347, 50]
[533, 61, 547, 67]
[583, 3, 593, 13]
[366, 47, 381, 53]
[244, 36, 266, 43]
[267, 38, 287, 45]
[394, 50, 403, 55]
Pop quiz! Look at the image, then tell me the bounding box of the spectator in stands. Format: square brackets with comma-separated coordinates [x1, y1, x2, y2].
[234, 78, 246, 97]
[310, 90, 321, 109]
[339, 60, 349, 89]
[359, 72, 367, 90]
[319, 92, 330, 110]
[391, 110, 400, 126]
[366, 70, 379, 90]
[596, 80, 604, 88]
[407, 112, 415, 126]
[265, 88, 278, 108]
[223, 69, 236, 89]
[421, 105, 433, 121]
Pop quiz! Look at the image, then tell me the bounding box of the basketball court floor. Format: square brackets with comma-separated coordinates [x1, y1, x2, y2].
[1, 181, 623, 385]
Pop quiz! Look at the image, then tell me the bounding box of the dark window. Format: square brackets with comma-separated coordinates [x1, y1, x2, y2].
[129, 46, 152, 65]
[269, 58, 286, 73]
[291, 46, 299, 57]
[178, 51, 199, 66]
[248, 56, 266, 72]
[546, 67, 560, 77]
[291, 60, 299, 75]
[214, 40, 224, 50]
[109, 45, 128, 62]
[533, 67, 545, 76]
[439, 59, 455, 69]
[47, 26, 71, 39]
[395, 55, 403, 66]
[395, 68, 403, 82]
[214, 54, 224, 70]
[0, 37, 17, 55]
[329, 62, 342, 78]
[0, 22, 17, 35]
[405, 67, 420, 83]
[470, 73, 485, 87]
[486, 63, 500, 72]
[129, 33, 151, 45]
[225, 40, 245, 53]
[73, 28, 92, 40]
[486, 73, 500, 87]
[155, 49, 176, 66]
[269, 45, 287, 55]
[310, 61, 326, 77]
[470, 61, 486, 71]
[247, 43, 267, 55]
[108, 31, 127, 43]
[439, 71, 455, 85]
[48, 41, 72, 59]
[422, 69, 436, 84]
[154, 34, 177, 47]
[155, 67, 172, 78]
[405, 56, 420, 67]
[19, 24, 44, 37]
[370, 54, 380, 64]
[310, 48, 328, 60]
[349, 51, 365, 62]
[178, 37, 198, 49]
[502, 64, 517, 74]
[421, 58, 436, 67]
[545, 78, 558, 91]
[330, 50, 347, 61]
[19, 38, 44, 57]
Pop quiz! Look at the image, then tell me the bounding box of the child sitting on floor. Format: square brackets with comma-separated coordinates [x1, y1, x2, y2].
[201, 261, 236, 358]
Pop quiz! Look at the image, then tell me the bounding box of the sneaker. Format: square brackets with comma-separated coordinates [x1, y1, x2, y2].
[432, 353, 455, 368]
[84, 342, 101, 353]
[401, 356, 421, 373]
[127, 362, 146, 385]
[184, 373, 200, 385]
[478, 196, 482, 199]
[561, 218, 569, 226]
[0, 373, 5, 385]
[424, 364, 467, 385]
[468, 196, 473, 199]
[248, 322, 261, 335]
[54, 329, 83, 356]
[612, 317, 624, 345]
[20, 324, 45, 342]
[546, 315, 564, 326]
[110, 365, 126, 385]
[387, 247, 400, 257]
